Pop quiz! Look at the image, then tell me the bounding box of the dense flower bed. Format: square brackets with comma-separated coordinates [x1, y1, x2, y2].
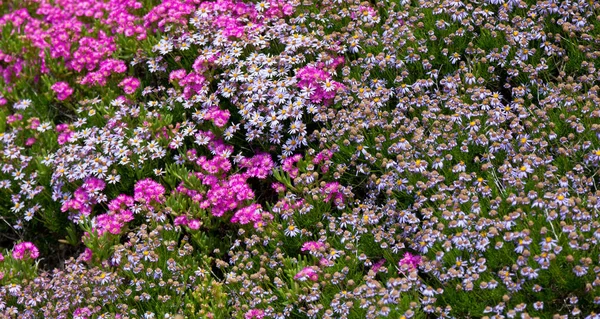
[1, 0, 600, 317]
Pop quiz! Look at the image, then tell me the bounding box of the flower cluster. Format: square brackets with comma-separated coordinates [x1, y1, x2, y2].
[1, 0, 600, 318]
[134, 178, 165, 205]
[61, 177, 106, 219]
[294, 266, 319, 282]
[398, 252, 421, 273]
[296, 64, 345, 105]
[51, 82, 74, 101]
[12, 242, 39, 260]
[118, 77, 141, 95]
[91, 194, 134, 236]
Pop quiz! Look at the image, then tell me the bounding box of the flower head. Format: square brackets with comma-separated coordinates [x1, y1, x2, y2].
[12, 242, 39, 260]
[398, 252, 421, 273]
[51, 82, 74, 100]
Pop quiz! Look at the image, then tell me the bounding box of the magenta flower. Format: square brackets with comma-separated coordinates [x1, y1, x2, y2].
[301, 241, 325, 253]
[118, 77, 140, 94]
[296, 65, 345, 104]
[51, 81, 74, 100]
[73, 307, 93, 319]
[245, 309, 265, 319]
[107, 194, 134, 212]
[204, 107, 231, 127]
[92, 214, 123, 236]
[12, 242, 39, 260]
[319, 258, 334, 267]
[25, 137, 36, 146]
[134, 178, 165, 204]
[188, 219, 201, 230]
[29, 118, 40, 130]
[79, 248, 93, 262]
[398, 252, 421, 273]
[372, 259, 386, 273]
[174, 215, 188, 227]
[230, 203, 272, 228]
[271, 182, 286, 193]
[282, 154, 302, 178]
[169, 69, 187, 82]
[294, 266, 319, 282]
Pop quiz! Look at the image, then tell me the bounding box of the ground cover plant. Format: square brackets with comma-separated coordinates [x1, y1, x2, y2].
[1, 0, 600, 317]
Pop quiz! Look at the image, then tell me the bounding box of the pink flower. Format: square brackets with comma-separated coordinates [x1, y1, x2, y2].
[296, 65, 345, 104]
[79, 248, 93, 262]
[118, 77, 140, 94]
[51, 81, 74, 100]
[245, 309, 264, 319]
[398, 252, 421, 273]
[134, 178, 165, 204]
[271, 182, 286, 193]
[188, 219, 201, 230]
[12, 242, 39, 260]
[25, 137, 36, 146]
[107, 194, 134, 212]
[372, 259, 386, 273]
[73, 307, 93, 319]
[57, 130, 74, 145]
[29, 118, 40, 130]
[169, 69, 187, 82]
[301, 241, 325, 253]
[174, 215, 188, 226]
[294, 266, 319, 281]
[319, 258, 334, 267]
